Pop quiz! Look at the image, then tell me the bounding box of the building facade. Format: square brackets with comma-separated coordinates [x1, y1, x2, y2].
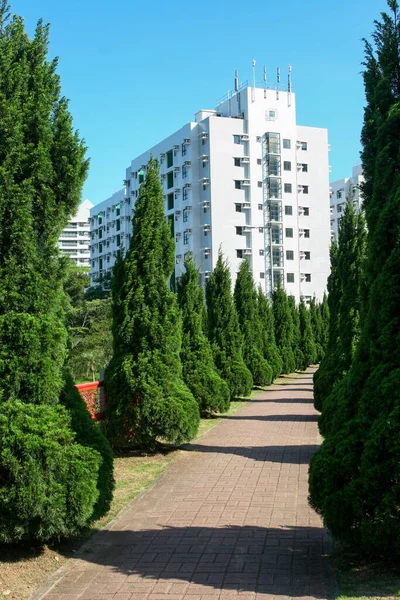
[330, 164, 364, 240]
[90, 79, 331, 302]
[59, 199, 93, 267]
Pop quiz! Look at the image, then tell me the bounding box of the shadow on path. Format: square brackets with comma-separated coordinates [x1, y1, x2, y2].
[181, 443, 319, 464]
[222, 414, 319, 423]
[73, 524, 334, 598]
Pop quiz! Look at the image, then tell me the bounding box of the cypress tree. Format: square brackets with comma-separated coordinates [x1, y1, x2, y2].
[317, 201, 366, 434]
[288, 295, 304, 371]
[309, 1, 400, 556]
[234, 260, 272, 386]
[272, 284, 296, 374]
[0, 4, 113, 542]
[299, 298, 317, 369]
[206, 250, 253, 397]
[177, 253, 230, 414]
[257, 287, 282, 379]
[319, 292, 330, 353]
[105, 158, 200, 448]
[309, 297, 324, 362]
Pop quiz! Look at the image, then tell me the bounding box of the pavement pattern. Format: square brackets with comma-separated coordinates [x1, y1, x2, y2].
[34, 368, 336, 600]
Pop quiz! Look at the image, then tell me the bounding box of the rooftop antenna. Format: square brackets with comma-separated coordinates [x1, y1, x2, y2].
[263, 65, 267, 98]
[288, 64, 292, 107]
[276, 67, 280, 100]
[252, 58, 256, 102]
[234, 69, 239, 92]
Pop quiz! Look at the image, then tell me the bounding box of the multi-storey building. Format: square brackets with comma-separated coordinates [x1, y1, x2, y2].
[330, 164, 364, 240]
[90, 76, 331, 302]
[59, 199, 93, 267]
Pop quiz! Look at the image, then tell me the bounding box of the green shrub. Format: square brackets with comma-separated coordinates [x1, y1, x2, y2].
[0, 402, 100, 543]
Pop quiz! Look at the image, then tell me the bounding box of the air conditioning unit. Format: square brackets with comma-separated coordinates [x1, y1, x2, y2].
[174, 167, 180, 172]
[240, 134, 249, 142]
[298, 185, 303, 192]
[174, 144, 180, 150]
[183, 138, 191, 144]
[174, 188, 181, 194]
[242, 180, 250, 186]
[175, 210, 181, 216]
[160, 152, 165, 159]
[201, 178, 210, 185]
[176, 232, 182, 239]
[241, 157, 250, 163]
[186, 205, 192, 211]
[297, 163, 303, 169]
[161, 174, 166, 180]
[299, 228, 305, 235]
[184, 161, 191, 167]
[184, 183, 192, 189]
[243, 249, 252, 255]
[185, 228, 192, 234]
[200, 132, 209, 140]
[202, 200, 210, 208]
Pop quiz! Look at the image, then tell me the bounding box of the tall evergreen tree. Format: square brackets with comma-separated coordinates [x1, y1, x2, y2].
[319, 292, 330, 353]
[0, 4, 113, 542]
[288, 295, 304, 370]
[257, 287, 282, 379]
[309, 297, 324, 362]
[309, 1, 400, 556]
[105, 158, 200, 448]
[317, 201, 366, 434]
[177, 253, 230, 414]
[299, 298, 317, 369]
[272, 284, 296, 374]
[234, 260, 272, 386]
[206, 250, 253, 397]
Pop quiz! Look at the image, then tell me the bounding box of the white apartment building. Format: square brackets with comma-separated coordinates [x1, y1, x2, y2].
[90, 75, 331, 302]
[59, 199, 93, 267]
[330, 164, 364, 240]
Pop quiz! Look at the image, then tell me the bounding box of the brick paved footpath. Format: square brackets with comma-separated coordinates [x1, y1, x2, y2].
[34, 368, 336, 600]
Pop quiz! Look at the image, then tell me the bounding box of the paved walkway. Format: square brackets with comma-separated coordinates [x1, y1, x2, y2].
[36, 369, 335, 600]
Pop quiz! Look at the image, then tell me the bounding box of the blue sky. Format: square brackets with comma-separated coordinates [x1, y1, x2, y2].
[12, 0, 387, 206]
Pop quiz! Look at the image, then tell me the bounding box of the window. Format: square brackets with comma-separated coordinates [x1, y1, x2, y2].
[167, 193, 174, 211]
[183, 232, 189, 245]
[116, 204, 121, 216]
[258, 204, 263, 210]
[202, 160, 207, 168]
[337, 190, 342, 199]
[283, 161, 291, 171]
[304, 251, 310, 260]
[302, 185, 309, 194]
[285, 228, 293, 238]
[304, 229, 310, 238]
[182, 143, 187, 156]
[266, 132, 280, 154]
[202, 136, 207, 146]
[265, 109, 277, 121]
[168, 214, 174, 237]
[234, 135, 241, 144]
[285, 205, 293, 216]
[116, 220, 120, 231]
[284, 183, 292, 193]
[267, 155, 281, 176]
[99, 243, 103, 253]
[259, 227, 264, 233]
[167, 171, 174, 189]
[167, 150, 173, 168]
[258, 181, 262, 188]
[182, 166, 187, 179]
[259, 249, 264, 256]
[183, 187, 188, 201]
[256, 136, 262, 142]
[98, 215, 103, 225]
[237, 249, 243, 258]
[302, 163, 308, 172]
[305, 273, 311, 282]
[138, 170, 145, 184]
[235, 180, 241, 189]
[99, 258, 103, 270]
[283, 139, 291, 149]
[236, 226, 243, 235]
[303, 207, 310, 216]
[98, 229, 102, 239]
[286, 250, 294, 260]
[257, 158, 262, 165]
[301, 141, 308, 150]
[260, 272, 265, 279]
[235, 204, 242, 212]
[116, 234, 121, 247]
[287, 273, 295, 283]
[234, 157, 241, 167]
[183, 208, 188, 223]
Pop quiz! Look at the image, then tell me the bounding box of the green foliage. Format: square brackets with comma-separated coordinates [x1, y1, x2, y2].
[299, 298, 317, 369]
[105, 158, 200, 447]
[68, 298, 113, 382]
[310, 297, 325, 362]
[206, 250, 253, 397]
[234, 260, 272, 386]
[85, 271, 112, 301]
[0, 401, 100, 543]
[272, 284, 296, 374]
[309, 1, 400, 557]
[257, 288, 282, 379]
[0, 7, 112, 542]
[177, 254, 230, 414]
[288, 295, 304, 371]
[63, 259, 90, 309]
